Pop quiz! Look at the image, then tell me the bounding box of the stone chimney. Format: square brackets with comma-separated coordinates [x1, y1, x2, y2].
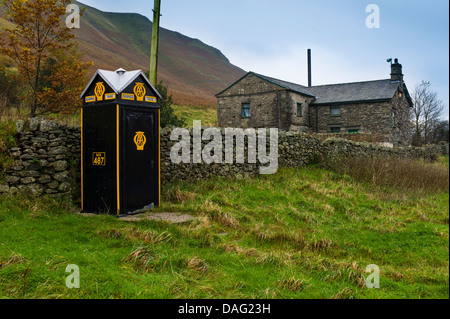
[390, 58, 403, 82]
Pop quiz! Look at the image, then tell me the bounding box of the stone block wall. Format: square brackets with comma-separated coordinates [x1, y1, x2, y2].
[160, 128, 445, 184]
[390, 87, 412, 147]
[217, 73, 316, 131]
[0, 118, 446, 198]
[159, 129, 324, 184]
[321, 138, 443, 163]
[217, 92, 281, 129]
[217, 73, 412, 147]
[286, 91, 313, 131]
[0, 118, 81, 197]
[310, 101, 393, 138]
[314, 132, 386, 144]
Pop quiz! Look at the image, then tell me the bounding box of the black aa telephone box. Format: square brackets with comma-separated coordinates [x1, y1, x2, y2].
[80, 68, 161, 216]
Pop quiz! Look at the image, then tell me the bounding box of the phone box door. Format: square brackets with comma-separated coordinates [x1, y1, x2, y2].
[82, 105, 118, 214]
[121, 107, 159, 214]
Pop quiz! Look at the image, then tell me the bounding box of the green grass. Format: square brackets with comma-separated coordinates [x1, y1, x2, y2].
[0, 162, 448, 299]
[172, 105, 218, 127]
[438, 156, 449, 169]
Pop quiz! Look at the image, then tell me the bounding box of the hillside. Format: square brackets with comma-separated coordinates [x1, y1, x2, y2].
[0, 1, 246, 107]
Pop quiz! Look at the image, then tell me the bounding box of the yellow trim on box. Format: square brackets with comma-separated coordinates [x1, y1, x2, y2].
[121, 93, 135, 101]
[116, 104, 120, 216]
[85, 96, 96, 103]
[81, 108, 84, 211]
[105, 93, 116, 100]
[145, 96, 157, 103]
[158, 109, 161, 206]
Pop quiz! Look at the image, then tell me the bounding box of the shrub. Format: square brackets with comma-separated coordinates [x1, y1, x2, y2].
[144, 72, 186, 128]
[0, 66, 24, 115]
[0, 120, 17, 182]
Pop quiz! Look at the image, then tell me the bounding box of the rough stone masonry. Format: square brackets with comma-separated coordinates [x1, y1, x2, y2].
[0, 118, 446, 198]
[0, 118, 81, 198]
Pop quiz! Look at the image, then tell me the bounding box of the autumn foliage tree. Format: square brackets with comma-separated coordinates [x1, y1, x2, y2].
[0, 0, 92, 117]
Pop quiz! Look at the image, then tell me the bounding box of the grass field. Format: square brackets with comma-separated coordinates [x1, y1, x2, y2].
[172, 105, 218, 127]
[0, 158, 448, 299]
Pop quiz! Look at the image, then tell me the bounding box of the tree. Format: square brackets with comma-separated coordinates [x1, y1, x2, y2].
[156, 81, 186, 128]
[144, 71, 185, 128]
[0, 0, 92, 117]
[411, 81, 445, 146]
[428, 119, 449, 144]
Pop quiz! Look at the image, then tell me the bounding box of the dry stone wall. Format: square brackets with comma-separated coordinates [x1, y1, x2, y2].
[160, 128, 444, 184]
[321, 138, 443, 163]
[0, 118, 446, 197]
[0, 118, 81, 198]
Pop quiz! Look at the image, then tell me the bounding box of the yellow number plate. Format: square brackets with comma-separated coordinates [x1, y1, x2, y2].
[92, 152, 106, 166]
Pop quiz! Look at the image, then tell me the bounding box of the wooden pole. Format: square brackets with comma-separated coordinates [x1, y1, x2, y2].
[149, 0, 161, 86]
[307, 49, 312, 87]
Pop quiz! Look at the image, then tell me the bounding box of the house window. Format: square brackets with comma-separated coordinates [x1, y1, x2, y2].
[330, 126, 341, 133]
[330, 105, 341, 117]
[242, 103, 251, 118]
[297, 103, 303, 117]
[347, 127, 360, 134]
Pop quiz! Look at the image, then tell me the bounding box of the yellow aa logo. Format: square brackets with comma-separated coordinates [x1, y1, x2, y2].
[134, 132, 147, 151]
[133, 82, 146, 102]
[94, 82, 106, 101]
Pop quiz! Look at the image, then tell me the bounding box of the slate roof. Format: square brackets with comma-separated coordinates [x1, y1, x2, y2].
[217, 71, 411, 106]
[251, 72, 316, 97]
[306, 79, 402, 105]
[80, 68, 162, 99]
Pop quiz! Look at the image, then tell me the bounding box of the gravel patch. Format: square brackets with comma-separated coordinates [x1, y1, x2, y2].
[119, 212, 198, 224]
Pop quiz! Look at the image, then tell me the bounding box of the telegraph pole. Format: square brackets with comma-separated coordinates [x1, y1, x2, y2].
[149, 0, 161, 86]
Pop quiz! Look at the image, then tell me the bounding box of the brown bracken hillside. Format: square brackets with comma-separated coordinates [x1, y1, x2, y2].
[0, 1, 246, 107]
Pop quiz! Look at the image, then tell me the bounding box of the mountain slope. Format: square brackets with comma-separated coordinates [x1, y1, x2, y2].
[72, 1, 246, 106]
[0, 1, 245, 107]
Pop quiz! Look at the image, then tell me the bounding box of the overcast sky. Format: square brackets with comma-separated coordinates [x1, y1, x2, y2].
[79, 0, 449, 119]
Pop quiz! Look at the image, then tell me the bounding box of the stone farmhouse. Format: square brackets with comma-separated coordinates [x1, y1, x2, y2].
[216, 59, 413, 146]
